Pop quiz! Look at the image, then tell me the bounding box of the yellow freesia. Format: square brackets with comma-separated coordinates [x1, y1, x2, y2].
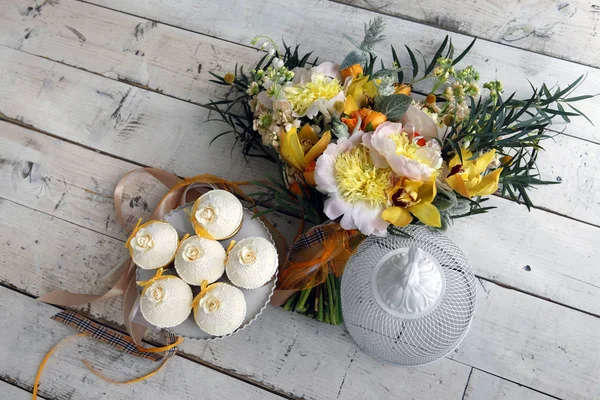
[344, 76, 378, 114]
[445, 149, 503, 198]
[382, 178, 441, 228]
[280, 124, 331, 186]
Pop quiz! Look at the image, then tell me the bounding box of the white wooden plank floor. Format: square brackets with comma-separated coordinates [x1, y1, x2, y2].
[0, 1, 598, 399]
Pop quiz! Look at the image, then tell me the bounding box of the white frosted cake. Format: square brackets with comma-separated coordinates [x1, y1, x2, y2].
[192, 190, 243, 240]
[226, 237, 278, 289]
[128, 221, 179, 270]
[140, 275, 193, 328]
[174, 236, 226, 285]
[194, 283, 246, 336]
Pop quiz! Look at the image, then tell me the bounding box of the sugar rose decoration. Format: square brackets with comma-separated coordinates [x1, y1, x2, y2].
[196, 205, 217, 225]
[132, 228, 154, 252]
[238, 246, 257, 265]
[183, 243, 203, 261]
[200, 295, 220, 313]
[147, 284, 166, 304]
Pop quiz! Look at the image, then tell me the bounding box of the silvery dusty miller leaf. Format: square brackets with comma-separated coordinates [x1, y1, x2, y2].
[373, 94, 412, 121]
[341, 50, 367, 69]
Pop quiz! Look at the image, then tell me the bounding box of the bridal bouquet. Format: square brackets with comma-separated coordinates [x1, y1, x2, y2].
[206, 18, 591, 323]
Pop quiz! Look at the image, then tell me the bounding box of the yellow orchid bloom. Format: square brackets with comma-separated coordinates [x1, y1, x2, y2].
[382, 178, 441, 228]
[446, 149, 503, 198]
[344, 76, 378, 113]
[280, 124, 331, 185]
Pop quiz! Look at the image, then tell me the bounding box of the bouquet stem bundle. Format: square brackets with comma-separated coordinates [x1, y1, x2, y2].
[283, 273, 343, 324]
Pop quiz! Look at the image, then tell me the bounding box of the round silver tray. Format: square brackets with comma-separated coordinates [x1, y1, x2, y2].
[133, 202, 278, 340]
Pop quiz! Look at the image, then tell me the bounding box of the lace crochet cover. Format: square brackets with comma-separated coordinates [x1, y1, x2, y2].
[130, 221, 179, 270]
[226, 237, 278, 289]
[194, 283, 246, 336]
[140, 277, 193, 328]
[194, 190, 243, 239]
[174, 236, 226, 285]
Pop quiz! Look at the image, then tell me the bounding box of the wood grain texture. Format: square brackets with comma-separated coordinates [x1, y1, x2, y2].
[334, 0, 600, 68]
[0, 39, 598, 228]
[0, 187, 598, 399]
[0, 48, 273, 183]
[0, 380, 35, 400]
[2, 111, 599, 317]
[453, 280, 600, 400]
[83, 0, 600, 144]
[464, 369, 556, 400]
[0, 286, 285, 400]
[0, 0, 258, 105]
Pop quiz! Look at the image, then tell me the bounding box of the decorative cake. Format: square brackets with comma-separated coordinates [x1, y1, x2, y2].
[193, 282, 246, 336]
[128, 221, 179, 270]
[191, 190, 243, 240]
[226, 237, 278, 289]
[174, 236, 226, 285]
[139, 271, 193, 328]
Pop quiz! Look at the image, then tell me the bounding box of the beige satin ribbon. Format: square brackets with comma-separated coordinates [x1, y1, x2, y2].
[38, 168, 288, 344]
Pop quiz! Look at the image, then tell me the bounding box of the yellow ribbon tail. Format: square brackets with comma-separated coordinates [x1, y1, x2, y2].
[82, 358, 170, 385]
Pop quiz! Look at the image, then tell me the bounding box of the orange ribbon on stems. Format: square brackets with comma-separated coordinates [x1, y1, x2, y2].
[275, 223, 364, 324]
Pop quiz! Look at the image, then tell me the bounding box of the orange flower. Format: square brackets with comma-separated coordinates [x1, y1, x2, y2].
[341, 64, 363, 80]
[288, 182, 302, 195]
[425, 93, 436, 104]
[394, 83, 412, 95]
[341, 115, 358, 132]
[342, 108, 387, 132]
[363, 109, 387, 130]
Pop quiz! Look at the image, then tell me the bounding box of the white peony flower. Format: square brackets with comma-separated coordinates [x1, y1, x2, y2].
[363, 121, 442, 181]
[314, 131, 390, 236]
[400, 105, 448, 141]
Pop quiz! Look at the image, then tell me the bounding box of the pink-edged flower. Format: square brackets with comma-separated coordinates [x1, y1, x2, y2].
[363, 121, 442, 181]
[400, 105, 448, 141]
[291, 62, 342, 84]
[314, 131, 391, 236]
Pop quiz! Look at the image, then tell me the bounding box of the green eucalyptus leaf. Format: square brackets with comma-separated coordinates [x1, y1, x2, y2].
[373, 94, 412, 121]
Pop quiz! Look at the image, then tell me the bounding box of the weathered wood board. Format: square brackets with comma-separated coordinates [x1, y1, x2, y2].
[464, 369, 557, 400]
[334, 0, 600, 68]
[1, 0, 599, 399]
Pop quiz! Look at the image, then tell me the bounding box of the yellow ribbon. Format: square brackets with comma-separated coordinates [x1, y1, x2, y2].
[136, 267, 172, 297]
[32, 332, 184, 400]
[223, 240, 236, 265]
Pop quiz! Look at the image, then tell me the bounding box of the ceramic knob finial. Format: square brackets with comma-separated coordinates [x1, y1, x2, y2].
[372, 246, 446, 319]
